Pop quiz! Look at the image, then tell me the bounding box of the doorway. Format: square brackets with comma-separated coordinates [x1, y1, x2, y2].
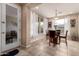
[1, 4, 20, 52]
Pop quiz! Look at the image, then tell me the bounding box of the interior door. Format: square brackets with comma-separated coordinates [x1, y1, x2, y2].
[1, 4, 20, 52]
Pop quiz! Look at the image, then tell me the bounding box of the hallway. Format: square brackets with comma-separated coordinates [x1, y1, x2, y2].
[17, 38, 79, 56]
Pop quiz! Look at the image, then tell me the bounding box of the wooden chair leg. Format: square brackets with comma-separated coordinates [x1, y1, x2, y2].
[65, 38, 67, 46]
[49, 38, 51, 46]
[49, 41, 51, 46]
[46, 36, 47, 40]
[59, 37, 61, 44]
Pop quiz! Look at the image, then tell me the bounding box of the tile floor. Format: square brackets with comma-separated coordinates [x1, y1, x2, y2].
[16, 38, 79, 56]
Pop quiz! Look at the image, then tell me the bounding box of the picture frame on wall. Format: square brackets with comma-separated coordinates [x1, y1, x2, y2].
[48, 22, 52, 28]
[70, 19, 76, 27]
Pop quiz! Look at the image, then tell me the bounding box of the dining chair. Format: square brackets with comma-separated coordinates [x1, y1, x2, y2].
[46, 30, 49, 40]
[59, 30, 68, 46]
[56, 30, 61, 44]
[56, 30, 61, 36]
[48, 30, 58, 46]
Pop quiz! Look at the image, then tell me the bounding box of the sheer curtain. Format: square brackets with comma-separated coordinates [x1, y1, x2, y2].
[64, 17, 70, 36]
[30, 11, 38, 38]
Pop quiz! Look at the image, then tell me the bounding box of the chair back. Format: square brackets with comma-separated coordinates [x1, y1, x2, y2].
[56, 30, 61, 36]
[49, 30, 56, 38]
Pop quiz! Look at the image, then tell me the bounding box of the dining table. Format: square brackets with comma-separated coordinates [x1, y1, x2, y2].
[48, 30, 61, 45]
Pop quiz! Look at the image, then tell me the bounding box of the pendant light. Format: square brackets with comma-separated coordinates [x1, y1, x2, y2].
[54, 9, 58, 20]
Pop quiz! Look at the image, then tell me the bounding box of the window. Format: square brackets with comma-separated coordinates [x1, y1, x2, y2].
[54, 19, 65, 34]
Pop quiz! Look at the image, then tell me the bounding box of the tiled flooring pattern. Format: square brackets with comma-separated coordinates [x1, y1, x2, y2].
[16, 38, 79, 56]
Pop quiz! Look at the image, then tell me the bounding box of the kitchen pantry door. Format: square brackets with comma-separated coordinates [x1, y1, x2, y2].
[1, 4, 20, 52]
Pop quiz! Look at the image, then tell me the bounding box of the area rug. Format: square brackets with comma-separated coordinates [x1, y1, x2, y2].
[1, 49, 19, 56]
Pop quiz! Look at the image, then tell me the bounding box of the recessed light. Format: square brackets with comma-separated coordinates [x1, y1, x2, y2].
[54, 17, 58, 20]
[70, 12, 73, 14]
[35, 6, 39, 9]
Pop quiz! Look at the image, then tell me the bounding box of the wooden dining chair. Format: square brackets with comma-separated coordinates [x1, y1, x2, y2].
[48, 30, 58, 46]
[59, 30, 68, 46]
[56, 30, 61, 37]
[56, 30, 61, 44]
[46, 30, 49, 40]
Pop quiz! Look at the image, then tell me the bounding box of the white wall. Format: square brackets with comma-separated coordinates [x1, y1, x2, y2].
[68, 15, 78, 40]
[78, 15, 79, 40]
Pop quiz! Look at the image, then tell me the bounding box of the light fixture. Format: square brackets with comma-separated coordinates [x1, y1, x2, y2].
[40, 22, 43, 26]
[54, 9, 58, 20]
[70, 12, 73, 14]
[54, 17, 58, 20]
[35, 6, 39, 9]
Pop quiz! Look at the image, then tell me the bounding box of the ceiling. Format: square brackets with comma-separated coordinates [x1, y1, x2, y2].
[24, 3, 41, 8]
[31, 3, 79, 18]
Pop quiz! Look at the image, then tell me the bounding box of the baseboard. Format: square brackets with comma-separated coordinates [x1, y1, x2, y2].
[26, 44, 31, 48]
[21, 45, 26, 48]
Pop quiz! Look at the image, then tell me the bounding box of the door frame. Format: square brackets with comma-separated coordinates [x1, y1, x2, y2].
[0, 3, 2, 55]
[1, 3, 21, 52]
